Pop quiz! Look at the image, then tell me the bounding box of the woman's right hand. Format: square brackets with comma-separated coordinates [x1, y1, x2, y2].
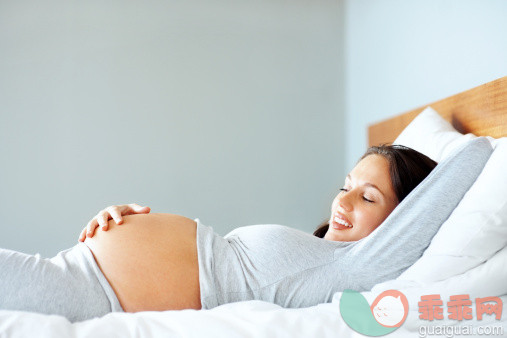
[78, 203, 151, 242]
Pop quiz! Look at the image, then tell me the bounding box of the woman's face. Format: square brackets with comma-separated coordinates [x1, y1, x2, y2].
[325, 154, 398, 242]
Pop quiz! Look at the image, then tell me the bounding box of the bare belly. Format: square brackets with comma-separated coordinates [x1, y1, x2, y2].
[84, 213, 201, 312]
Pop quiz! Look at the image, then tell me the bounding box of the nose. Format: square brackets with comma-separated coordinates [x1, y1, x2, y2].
[339, 192, 353, 212]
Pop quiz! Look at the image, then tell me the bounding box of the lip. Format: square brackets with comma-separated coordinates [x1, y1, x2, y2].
[330, 211, 353, 230]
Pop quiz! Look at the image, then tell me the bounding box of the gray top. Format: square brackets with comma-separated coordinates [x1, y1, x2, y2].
[196, 138, 493, 309]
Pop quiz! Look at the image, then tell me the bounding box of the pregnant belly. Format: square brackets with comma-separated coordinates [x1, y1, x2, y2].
[84, 213, 201, 312]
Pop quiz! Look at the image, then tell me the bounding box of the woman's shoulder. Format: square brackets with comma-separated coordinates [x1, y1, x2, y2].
[227, 224, 342, 253]
[225, 223, 307, 239]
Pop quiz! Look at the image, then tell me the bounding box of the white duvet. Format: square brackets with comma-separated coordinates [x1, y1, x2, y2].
[2, 246, 506, 338]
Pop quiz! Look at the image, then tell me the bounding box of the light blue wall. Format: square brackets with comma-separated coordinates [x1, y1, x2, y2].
[0, 1, 345, 256]
[4, 1, 504, 258]
[344, 0, 507, 171]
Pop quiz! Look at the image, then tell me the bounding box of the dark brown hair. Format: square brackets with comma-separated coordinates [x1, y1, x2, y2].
[313, 144, 438, 238]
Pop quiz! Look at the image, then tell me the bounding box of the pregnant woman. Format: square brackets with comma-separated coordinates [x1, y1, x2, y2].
[78, 145, 434, 315]
[1, 140, 487, 323]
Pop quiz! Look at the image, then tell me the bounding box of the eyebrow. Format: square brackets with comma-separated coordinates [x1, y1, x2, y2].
[346, 174, 385, 197]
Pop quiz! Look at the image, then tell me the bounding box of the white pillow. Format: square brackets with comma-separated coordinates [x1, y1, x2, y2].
[394, 107, 507, 283]
[394, 107, 477, 161]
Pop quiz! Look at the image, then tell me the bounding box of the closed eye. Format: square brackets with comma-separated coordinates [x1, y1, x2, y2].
[341, 188, 374, 203]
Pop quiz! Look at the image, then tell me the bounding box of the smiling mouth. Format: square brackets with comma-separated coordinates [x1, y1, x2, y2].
[331, 214, 353, 230]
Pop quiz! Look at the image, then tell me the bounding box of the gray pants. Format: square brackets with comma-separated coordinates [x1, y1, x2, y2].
[0, 243, 123, 322]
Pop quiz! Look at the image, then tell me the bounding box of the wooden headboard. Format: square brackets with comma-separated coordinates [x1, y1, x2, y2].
[368, 76, 507, 146]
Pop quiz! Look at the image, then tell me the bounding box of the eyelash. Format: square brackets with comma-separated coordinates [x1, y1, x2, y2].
[339, 188, 374, 203]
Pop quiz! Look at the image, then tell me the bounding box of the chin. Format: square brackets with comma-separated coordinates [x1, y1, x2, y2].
[324, 229, 346, 242]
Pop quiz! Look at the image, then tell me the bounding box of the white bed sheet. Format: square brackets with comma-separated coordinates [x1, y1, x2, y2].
[2, 296, 505, 338]
[1, 282, 505, 338]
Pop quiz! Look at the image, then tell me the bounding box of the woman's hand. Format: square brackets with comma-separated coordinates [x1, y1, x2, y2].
[78, 204, 151, 242]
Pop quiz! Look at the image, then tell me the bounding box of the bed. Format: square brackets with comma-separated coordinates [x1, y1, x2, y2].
[1, 77, 506, 337]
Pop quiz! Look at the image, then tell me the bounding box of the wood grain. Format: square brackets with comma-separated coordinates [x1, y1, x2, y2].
[368, 76, 507, 146]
